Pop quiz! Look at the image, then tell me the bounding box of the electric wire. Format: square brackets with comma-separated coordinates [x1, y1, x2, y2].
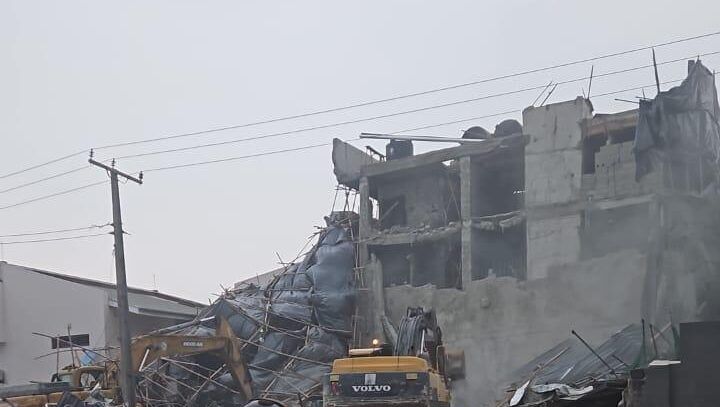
[2, 30, 718, 180]
[106, 50, 720, 162]
[92, 29, 720, 151]
[142, 141, 340, 173]
[2, 72, 718, 210]
[6, 48, 717, 195]
[0, 222, 111, 238]
[138, 74, 719, 173]
[0, 232, 109, 245]
[0, 165, 89, 194]
[0, 150, 87, 180]
[0, 180, 108, 210]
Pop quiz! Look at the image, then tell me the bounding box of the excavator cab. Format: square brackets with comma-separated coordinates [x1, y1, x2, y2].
[50, 366, 108, 389]
[323, 307, 464, 407]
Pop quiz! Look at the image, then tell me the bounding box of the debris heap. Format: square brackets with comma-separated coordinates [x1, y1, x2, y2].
[135, 216, 357, 407]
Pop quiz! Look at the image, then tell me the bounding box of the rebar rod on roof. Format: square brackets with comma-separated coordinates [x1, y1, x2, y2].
[571, 330, 617, 376]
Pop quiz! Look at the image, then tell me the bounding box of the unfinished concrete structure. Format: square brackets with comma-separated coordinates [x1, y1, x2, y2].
[332, 61, 720, 405]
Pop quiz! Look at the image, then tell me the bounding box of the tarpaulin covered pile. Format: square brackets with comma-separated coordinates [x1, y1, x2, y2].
[634, 60, 720, 184]
[136, 215, 356, 407]
[501, 325, 644, 406]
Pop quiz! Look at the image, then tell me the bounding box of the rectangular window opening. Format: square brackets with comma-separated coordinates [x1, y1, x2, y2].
[51, 334, 90, 349]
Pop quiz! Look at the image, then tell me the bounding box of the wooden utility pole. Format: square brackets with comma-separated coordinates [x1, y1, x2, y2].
[89, 156, 142, 407]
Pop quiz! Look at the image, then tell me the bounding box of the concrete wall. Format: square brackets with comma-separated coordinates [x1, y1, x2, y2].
[582, 141, 663, 200]
[384, 249, 647, 407]
[377, 172, 452, 231]
[375, 171, 452, 229]
[523, 98, 592, 280]
[523, 98, 591, 207]
[0, 263, 107, 384]
[526, 214, 581, 279]
[580, 201, 651, 259]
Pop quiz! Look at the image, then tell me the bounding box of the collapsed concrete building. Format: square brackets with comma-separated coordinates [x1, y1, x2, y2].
[332, 60, 720, 405]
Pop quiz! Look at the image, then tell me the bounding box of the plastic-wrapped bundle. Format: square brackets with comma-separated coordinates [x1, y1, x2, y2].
[269, 264, 314, 329]
[307, 226, 356, 333]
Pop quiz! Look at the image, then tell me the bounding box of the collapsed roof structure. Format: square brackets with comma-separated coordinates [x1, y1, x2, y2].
[499, 325, 643, 406]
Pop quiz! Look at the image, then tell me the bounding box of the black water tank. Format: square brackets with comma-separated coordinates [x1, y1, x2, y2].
[386, 139, 413, 160]
[462, 126, 490, 139]
[494, 119, 522, 138]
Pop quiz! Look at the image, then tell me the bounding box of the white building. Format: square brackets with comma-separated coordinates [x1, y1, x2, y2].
[0, 262, 203, 385]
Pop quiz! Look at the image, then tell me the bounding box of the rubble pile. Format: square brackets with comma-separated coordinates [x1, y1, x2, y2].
[134, 216, 356, 407]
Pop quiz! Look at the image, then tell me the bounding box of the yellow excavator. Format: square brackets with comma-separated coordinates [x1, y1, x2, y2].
[322, 308, 465, 407]
[128, 316, 253, 400]
[0, 318, 252, 407]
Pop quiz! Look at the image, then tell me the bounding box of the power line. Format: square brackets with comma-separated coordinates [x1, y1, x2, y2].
[111, 90, 537, 160]
[0, 150, 87, 180]
[143, 74, 716, 173]
[0, 165, 88, 194]
[3, 32, 718, 181]
[8, 49, 720, 197]
[0, 232, 109, 245]
[2, 72, 717, 210]
[142, 141, 338, 173]
[92, 29, 720, 151]
[139, 109, 531, 173]
[104, 51, 720, 162]
[0, 223, 111, 238]
[0, 179, 108, 210]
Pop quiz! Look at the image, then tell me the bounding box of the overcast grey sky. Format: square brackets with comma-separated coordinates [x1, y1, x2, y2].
[1, 1, 719, 302]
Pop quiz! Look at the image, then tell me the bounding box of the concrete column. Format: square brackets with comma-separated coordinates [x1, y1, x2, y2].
[358, 176, 371, 267]
[358, 177, 384, 340]
[460, 156, 473, 289]
[524, 97, 592, 279]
